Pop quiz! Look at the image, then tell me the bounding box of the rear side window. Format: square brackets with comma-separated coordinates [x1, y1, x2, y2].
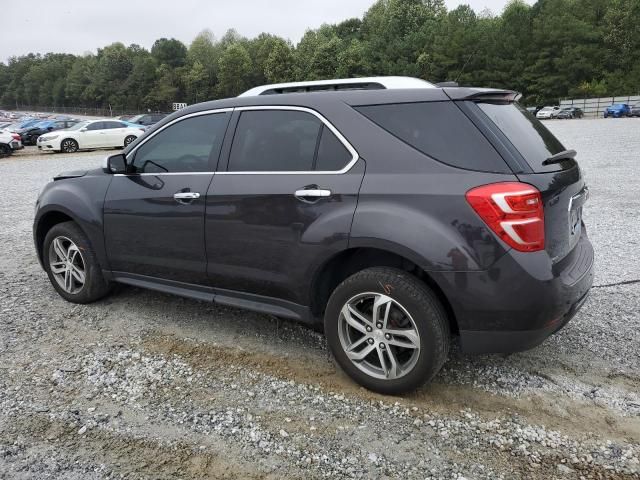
[356, 102, 508, 172]
[315, 126, 352, 171]
[476, 102, 565, 172]
[229, 110, 321, 172]
[131, 112, 230, 173]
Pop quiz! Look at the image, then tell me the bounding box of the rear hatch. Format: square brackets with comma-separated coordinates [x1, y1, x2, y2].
[451, 91, 588, 262]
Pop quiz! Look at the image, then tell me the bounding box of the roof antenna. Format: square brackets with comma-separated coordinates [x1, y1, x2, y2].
[455, 44, 481, 83]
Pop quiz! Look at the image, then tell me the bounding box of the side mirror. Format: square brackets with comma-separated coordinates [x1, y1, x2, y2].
[47, 127, 54, 131]
[80, 128, 87, 132]
[106, 153, 127, 174]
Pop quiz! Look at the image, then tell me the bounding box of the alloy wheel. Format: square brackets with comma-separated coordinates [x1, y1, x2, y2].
[61, 139, 78, 153]
[48, 236, 86, 294]
[337, 292, 421, 380]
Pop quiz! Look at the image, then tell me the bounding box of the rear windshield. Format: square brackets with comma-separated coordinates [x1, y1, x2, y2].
[356, 102, 509, 173]
[477, 102, 565, 169]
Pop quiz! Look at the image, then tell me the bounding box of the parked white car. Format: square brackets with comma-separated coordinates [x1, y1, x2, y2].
[37, 119, 145, 153]
[0, 129, 23, 157]
[536, 106, 561, 119]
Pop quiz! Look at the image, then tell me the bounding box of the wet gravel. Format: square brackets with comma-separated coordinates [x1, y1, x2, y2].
[0, 118, 639, 479]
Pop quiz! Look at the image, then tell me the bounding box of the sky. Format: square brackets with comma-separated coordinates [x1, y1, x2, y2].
[1, 0, 530, 63]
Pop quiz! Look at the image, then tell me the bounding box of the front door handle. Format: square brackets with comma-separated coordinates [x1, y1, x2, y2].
[294, 189, 332, 198]
[173, 192, 201, 204]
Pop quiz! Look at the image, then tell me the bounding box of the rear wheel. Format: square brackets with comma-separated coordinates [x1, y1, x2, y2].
[124, 135, 136, 147]
[60, 138, 79, 153]
[324, 267, 450, 394]
[43, 221, 110, 303]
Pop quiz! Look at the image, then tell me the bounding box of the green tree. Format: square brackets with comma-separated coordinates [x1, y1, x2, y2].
[264, 41, 295, 83]
[216, 43, 253, 98]
[151, 38, 188, 68]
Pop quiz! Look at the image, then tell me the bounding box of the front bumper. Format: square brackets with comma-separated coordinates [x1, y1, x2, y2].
[434, 227, 594, 354]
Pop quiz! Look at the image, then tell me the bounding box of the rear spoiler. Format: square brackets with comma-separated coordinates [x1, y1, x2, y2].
[443, 87, 522, 103]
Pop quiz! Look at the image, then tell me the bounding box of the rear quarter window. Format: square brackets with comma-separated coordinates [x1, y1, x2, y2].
[355, 101, 509, 173]
[476, 102, 566, 172]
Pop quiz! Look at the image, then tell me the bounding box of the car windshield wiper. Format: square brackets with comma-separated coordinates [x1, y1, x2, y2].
[543, 149, 577, 165]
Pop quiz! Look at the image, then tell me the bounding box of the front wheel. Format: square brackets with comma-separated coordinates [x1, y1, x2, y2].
[60, 138, 79, 153]
[43, 221, 111, 304]
[124, 135, 136, 147]
[324, 267, 450, 394]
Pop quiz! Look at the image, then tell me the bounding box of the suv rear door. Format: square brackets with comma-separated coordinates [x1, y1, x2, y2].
[103, 110, 231, 284]
[205, 106, 364, 306]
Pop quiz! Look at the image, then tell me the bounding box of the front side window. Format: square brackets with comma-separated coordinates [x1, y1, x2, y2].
[130, 112, 230, 173]
[228, 110, 322, 172]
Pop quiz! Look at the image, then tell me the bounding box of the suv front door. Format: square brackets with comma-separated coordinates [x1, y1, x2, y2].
[205, 107, 364, 306]
[103, 110, 231, 284]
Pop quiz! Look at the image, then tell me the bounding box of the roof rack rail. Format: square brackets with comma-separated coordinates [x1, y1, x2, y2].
[239, 76, 436, 97]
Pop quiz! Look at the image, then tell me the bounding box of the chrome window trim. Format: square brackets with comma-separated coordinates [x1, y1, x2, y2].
[219, 105, 359, 175]
[113, 105, 359, 176]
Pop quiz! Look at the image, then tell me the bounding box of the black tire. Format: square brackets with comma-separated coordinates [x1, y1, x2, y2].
[123, 135, 136, 147]
[60, 138, 79, 153]
[43, 221, 111, 304]
[324, 267, 450, 394]
[0, 144, 11, 158]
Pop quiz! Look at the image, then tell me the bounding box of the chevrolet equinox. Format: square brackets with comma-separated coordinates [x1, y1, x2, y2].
[33, 77, 594, 394]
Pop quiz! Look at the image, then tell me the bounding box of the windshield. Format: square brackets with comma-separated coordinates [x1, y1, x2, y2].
[128, 115, 144, 123]
[477, 102, 566, 172]
[67, 121, 90, 131]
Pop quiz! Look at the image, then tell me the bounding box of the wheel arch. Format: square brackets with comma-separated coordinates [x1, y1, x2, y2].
[310, 247, 459, 335]
[35, 209, 80, 265]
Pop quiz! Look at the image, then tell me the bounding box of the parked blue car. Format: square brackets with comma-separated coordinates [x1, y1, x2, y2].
[604, 104, 631, 118]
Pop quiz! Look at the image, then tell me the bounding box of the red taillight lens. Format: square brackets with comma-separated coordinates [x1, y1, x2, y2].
[11, 134, 20, 141]
[465, 182, 544, 252]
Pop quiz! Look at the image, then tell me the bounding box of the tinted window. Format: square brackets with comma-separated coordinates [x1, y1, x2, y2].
[131, 113, 230, 173]
[228, 110, 321, 172]
[356, 102, 507, 172]
[315, 126, 352, 171]
[477, 102, 565, 171]
[86, 122, 104, 131]
[103, 121, 125, 129]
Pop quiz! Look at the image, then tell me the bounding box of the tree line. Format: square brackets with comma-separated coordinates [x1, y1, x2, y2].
[0, 0, 638, 112]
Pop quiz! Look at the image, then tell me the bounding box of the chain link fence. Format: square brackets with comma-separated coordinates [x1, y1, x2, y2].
[560, 95, 640, 118]
[3, 105, 164, 118]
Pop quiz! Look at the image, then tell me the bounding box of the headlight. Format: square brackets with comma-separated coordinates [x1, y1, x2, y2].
[41, 135, 59, 141]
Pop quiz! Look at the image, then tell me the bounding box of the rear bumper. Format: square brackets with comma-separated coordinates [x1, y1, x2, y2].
[434, 227, 594, 354]
[458, 290, 589, 354]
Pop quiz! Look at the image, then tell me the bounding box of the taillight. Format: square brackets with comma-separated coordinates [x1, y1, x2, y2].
[11, 134, 20, 141]
[466, 182, 544, 252]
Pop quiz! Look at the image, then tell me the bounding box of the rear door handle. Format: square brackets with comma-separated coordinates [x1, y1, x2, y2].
[294, 189, 331, 198]
[174, 192, 201, 203]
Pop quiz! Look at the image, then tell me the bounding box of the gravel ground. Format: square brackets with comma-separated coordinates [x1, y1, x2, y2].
[0, 118, 638, 479]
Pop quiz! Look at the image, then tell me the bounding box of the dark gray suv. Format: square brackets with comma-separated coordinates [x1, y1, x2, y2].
[33, 77, 594, 394]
